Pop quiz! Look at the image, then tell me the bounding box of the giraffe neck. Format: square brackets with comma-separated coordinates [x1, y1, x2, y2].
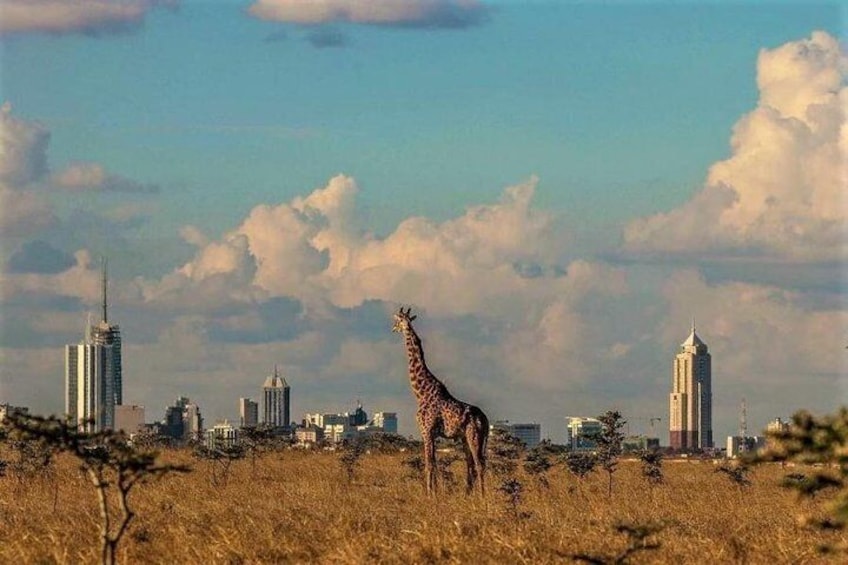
[403, 325, 438, 399]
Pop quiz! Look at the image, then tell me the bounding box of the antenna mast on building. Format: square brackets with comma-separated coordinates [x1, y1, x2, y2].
[101, 257, 108, 324]
[739, 397, 748, 438]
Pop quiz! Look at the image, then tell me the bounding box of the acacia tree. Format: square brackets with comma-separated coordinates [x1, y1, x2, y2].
[5, 413, 190, 565]
[592, 410, 626, 497]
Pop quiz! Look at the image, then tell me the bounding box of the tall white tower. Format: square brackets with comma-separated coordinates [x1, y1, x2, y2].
[64, 259, 122, 432]
[669, 322, 713, 451]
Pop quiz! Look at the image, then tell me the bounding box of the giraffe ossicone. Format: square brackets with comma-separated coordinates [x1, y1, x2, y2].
[392, 306, 489, 495]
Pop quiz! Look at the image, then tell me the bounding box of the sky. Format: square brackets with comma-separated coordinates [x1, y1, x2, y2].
[0, 0, 845, 443]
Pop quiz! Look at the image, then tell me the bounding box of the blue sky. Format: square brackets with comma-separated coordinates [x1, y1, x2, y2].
[0, 1, 845, 442]
[3, 2, 837, 241]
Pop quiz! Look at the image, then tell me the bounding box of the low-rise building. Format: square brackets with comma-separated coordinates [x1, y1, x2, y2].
[114, 404, 145, 434]
[295, 424, 324, 445]
[324, 423, 356, 443]
[566, 417, 602, 451]
[622, 435, 661, 452]
[766, 417, 791, 434]
[726, 435, 766, 458]
[0, 403, 29, 422]
[491, 420, 542, 448]
[359, 412, 399, 435]
[206, 420, 239, 449]
[305, 403, 395, 443]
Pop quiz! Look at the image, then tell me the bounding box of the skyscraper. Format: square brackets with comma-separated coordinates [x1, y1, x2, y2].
[263, 366, 290, 428]
[64, 260, 122, 432]
[161, 396, 203, 441]
[89, 261, 122, 405]
[239, 397, 259, 427]
[669, 323, 713, 451]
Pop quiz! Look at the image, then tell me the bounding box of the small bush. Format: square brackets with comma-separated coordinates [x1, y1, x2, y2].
[640, 450, 664, 486]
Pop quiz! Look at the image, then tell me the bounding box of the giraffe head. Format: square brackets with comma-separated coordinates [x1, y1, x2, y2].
[392, 306, 417, 333]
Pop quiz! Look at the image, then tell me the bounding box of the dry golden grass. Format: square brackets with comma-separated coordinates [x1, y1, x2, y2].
[1, 448, 844, 564]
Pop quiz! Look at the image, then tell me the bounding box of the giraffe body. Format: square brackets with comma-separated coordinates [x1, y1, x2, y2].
[393, 307, 489, 495]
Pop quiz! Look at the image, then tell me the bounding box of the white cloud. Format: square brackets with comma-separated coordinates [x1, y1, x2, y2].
[157, 174, 572, 317]
[0, 249, 101, 303]
[0, 102, 50, 187]
[247, 0, 488, 28]
[0, 0, 174, 36]
[179, 225, 209, 247]
[0, 189, 55, 236]
[0, 103, 55, 236]
[0, 103, 164, 276]
[624, 31, 846, 262]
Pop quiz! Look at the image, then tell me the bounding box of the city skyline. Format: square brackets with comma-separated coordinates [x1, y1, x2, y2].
[0, 2, 844, 444]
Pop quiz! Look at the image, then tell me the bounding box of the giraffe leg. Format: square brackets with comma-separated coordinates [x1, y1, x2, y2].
[466, 422, 487, 496]
[462, 439, 475, 495]
[423, 435, 437, 496]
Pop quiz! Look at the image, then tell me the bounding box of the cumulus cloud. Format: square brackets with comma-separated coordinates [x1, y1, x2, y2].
[0, 102, 49, 187]
[51, 162, 160, 193]
[623, 31, 846, 262]
[0, 0, 176, 37]
[247, 0, 488, 29]
[156, 174, 572, 318]
[0, 249, 101, 303]
[0, 189, 55, 237]
[0, 103, 55, 236]
[0, 103, 161, 268]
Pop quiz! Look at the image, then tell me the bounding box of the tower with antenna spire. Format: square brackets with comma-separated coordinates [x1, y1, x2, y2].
[64, 258, 123, 432]
[262, 365, 290, 429]
[668, 320, 713, 451]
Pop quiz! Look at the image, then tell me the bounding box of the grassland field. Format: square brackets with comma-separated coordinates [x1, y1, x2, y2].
[0, 447, 844, 564]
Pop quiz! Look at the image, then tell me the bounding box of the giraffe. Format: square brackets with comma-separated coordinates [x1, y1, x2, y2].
[392, 307, 489, 495]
